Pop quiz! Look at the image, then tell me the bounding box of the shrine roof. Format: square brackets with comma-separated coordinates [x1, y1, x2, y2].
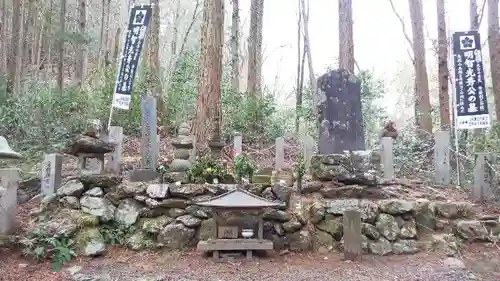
[195, 188, 280, 208]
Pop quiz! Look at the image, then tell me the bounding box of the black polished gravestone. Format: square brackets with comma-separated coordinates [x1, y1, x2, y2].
[317, 69, 365, 154]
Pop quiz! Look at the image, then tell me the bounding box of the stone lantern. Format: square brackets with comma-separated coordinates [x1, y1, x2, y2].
[0, 136, 22, 234]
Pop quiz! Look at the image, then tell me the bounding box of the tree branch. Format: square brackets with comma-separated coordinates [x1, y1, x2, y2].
[477, 0, 487, 28]
[388, 0, 414, 51]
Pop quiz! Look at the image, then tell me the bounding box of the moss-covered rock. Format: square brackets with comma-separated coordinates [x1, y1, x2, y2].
[75, 227, 106, 256]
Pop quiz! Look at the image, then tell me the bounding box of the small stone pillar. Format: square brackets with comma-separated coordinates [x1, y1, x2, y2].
[168, 123, 193, 183]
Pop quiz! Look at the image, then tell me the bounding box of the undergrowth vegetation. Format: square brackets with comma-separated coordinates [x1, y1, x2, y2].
[1, 48, 498, 186]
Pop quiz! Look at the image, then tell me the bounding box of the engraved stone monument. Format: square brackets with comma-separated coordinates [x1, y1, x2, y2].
[317, 69, 365, 154]
[40, 153, 62, 196]
[130, 96, 159, 181]
[0, 136, 22, 234]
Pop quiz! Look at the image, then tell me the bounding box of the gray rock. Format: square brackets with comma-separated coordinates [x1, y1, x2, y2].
[399, 218, 418, 239]
[301, 181, 323, 194]
[309, 200, 325, 224]
[157, 223, 195, 249]
[368, 237, 392, 255]
[140, 216, 173, 234]
[454, 220, 490, 241]
[392, 239, 420, 254]
[169, 184, 206, 198]
[57, 179, 85, 197]
[114, 198, 142, 226]
[158, 198, 188, 208]
[263, 209, 291, 222]
[378, 199, 415, 215]
[271, 183, 292, 203]
[325, 199, 378, 223]
[59, 196, 81, 209]
[134, 195, 148, 202]
[75, 227, 106, 256]
[415, 199, 437, 233]
[310, 152, 380, 185]
[288, 229, 312, 252]
[168, 208, 186, 218]
[376, 213, 400, 241]
[145, 198, 160, 208]
[176, 215, 202, 228]
[282, 220, 303, 233]
[362, 223, 380, 240]
[84, 187, 104, 197]
[185, 205, 210, 219]
[434, 201, 474, 219]
[80, 196, 116, 222]
[198, 218, 216, 241]
[146, 184, 169, 199]
[120, 182, 147, 195]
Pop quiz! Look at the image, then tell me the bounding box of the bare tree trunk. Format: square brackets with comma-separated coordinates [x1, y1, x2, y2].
[33, 5, 45, 68]
[470, 0, 479, 30]
[0, 0, 7, 78]
[148, 0, 164, 120]
[97, 0, 106, 70]
[112, 27, 120, 64]
[103, 0, 111, 65]
[75, 0, 87, 86]
[57, 0, 66, 91]
[230, 0, 240, 92]
[192, 0, 224, 146]
[437, 0, 450, 130]
[23, 0, 35, 68]
[338, 0, 354, 73]
[409, 0, 433, 134]
[42, 0, 53, 77]
[11, 0, 24, 95]
[247, 0, 263, 95]
[488, 0, 500, 120]
[295, 0, 302, 133]
[300, 0, 314, 88]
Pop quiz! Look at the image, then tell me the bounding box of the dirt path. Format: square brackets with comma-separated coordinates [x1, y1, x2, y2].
[1, 245, 498, 281]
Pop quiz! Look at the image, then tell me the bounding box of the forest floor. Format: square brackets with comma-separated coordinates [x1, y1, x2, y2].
[1, 244, 499, 281]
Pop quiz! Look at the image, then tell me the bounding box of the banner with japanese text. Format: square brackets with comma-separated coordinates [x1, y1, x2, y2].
[111, 5, 152, 110]
[452, 31, 490, 129]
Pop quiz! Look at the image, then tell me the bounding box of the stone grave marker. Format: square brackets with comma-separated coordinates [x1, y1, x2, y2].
[473, 153, 495, 201]
[0, 168, 20, 234]
[130, 96, 159, 182]
[434, 130, 450, 185]
[343, 210, 362, 261]
[234, 135, 242, 155]
[106, 126, 123, 174]
[275, 137, 285, 170]
[40, 153, 62, 196]
[302, 135, 314, 172]
[317, 70, 365, 154]
[381, 137, 394, 180]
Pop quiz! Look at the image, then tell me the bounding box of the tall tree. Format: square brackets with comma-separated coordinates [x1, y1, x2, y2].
[488, 0, 500, 120]
[57, 0, 67, 91]
[230, 0, 240, 92]
[470, 0, 479, 29]
[436, 0, 450, 129]
[148, 0, 164, 120]
[0, 0, 7, 78]
[409, 0, 433, 133]
[338, 0, 354, 72]
[75, 0, 88, 86]
[11, 0, 24, 95]
[247, 0, 263, 95]
[193, 0, 224, 145]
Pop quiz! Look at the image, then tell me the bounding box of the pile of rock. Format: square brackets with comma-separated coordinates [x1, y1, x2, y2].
[36, 171, 499, 258]
[308, 197, 498, 255]
[41, 175, 294, 256]
[164, 123, 193, 183]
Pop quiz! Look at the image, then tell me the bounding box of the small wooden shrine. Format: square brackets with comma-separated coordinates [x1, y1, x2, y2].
[196, 187, 280, 260]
